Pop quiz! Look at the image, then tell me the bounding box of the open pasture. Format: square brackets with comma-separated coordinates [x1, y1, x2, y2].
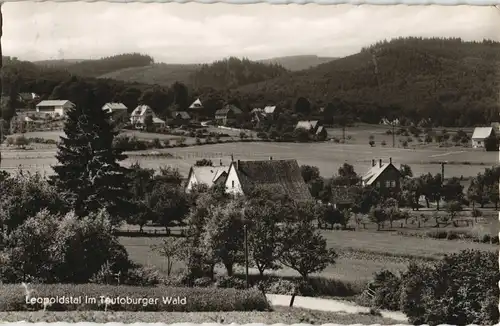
[1, 141, 496, 178]
[119, 236, 408, 283]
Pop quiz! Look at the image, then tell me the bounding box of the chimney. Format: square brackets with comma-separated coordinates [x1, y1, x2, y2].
[220, 159, 223, 166]
[389, 157, 392, 164]
[237, 159, 240, 170]
[372, 159, 375, 167]
[379, 159, 382, 167]
[269, 156, 273, 160]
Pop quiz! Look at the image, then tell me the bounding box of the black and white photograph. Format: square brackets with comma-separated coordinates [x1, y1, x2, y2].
[0, 2, 499, 325]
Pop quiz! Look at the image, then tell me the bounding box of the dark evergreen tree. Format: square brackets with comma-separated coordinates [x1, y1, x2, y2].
[50, 93, 133, 226]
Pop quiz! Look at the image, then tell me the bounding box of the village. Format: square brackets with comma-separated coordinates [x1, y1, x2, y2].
[0, 3, 499, 325]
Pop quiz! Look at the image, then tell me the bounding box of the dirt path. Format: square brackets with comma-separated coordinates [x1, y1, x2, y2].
[266, 294, 408, 322]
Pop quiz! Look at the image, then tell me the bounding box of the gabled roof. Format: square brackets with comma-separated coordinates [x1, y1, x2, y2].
[36, 100, 74, 107]
[189, 98, 203, 109]
[215, 104, 243, 116]
[295, 120, 319, 130]
[189, 166, 229, 188]
[316, 126, 325, 135]
[264, 106, 276, 114]
[362, 162, 400, 186]
[103, 102, 128, 111]
[131, 105, 152, 116]
[231, 159, 312, 202]
[172, 111, 191, 120]
[472, 127, 494, 140]
[152, 117, 165, 124]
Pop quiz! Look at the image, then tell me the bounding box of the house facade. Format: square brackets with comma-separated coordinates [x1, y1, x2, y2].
[295, 120, 321, 133]
[224, 158, 312, 201]
[471, 127, 495, 148]
[35, 100, 75, 117]
[215, 105, 243, 126]
[185, 164, 229, 193]
[130, 105, 155, 126]
[362, 158, 402, 193]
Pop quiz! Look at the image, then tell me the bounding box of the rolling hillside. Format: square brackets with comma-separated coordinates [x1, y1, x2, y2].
[257, 55, 338, 71]
[99, 63, 201, 86]
[235, 37, 500, 126]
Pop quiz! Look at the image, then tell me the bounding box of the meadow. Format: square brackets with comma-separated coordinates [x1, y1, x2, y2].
[1, 134, 496, 179]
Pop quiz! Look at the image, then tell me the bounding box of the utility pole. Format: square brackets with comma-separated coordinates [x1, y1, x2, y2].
[392, 122, 395, 148]
[243, 224, 249, 289]
[441, 162, 445, 183]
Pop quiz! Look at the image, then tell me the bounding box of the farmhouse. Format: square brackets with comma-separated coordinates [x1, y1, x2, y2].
[295, 120, 321, 133]
[102, 102, 128, 114]
[225, 158, 312, 201]
[188, 98, 203, 121]
[130, 105, 154, 125]
[362, 158, 402, 193]
[35, 100, 75, 117]
[471, 127, 495, 149]
[185, 164, 229, 193]
[215, 104, 243, 126]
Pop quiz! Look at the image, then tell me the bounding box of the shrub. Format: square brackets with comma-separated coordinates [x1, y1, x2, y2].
[369, 270, 401, 310]
[193, 277, 214, 288]
[0, 284, 270, 312]
[401, 250, 499, 325]
[122, 265, 164, 286]
[215, 275, 247, 290]
[263, 279, 296, 295]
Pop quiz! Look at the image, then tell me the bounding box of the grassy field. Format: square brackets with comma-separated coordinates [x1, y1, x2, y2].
[3, 136, 496, 179]
[0, 307, 401, 324]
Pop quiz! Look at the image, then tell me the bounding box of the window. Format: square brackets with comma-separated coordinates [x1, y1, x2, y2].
[391, 180, 396, 188]
[385, 181, 391, 188]
[376, 182, 380, 188]
[232, 180, 235, 188]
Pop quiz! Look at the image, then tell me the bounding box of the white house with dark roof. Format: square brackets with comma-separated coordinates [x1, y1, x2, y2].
[130, 104, 165, 127]
[189, 98, 203, 110]
[185, 164, 229, 193]
[102, 102, 128, 114]
[362, 158, 402, 192]
[224, 157, 312, 201]
[295, 120, 320, 133]
[471, 127, 495, 148]
[36, 100, 75, 116]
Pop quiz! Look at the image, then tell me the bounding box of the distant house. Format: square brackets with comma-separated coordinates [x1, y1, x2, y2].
[295, 120, 321, 133]
[471, 127, 495, 149]
[185, 164, 229, 193]
[362, 158, 402, 193]
[225, 158, 312, 202]
[35, 100, 75, 117]
[171, 111, 191, 125]
[315, 126, 328, 139]
[130, 104, 164, 127]
[491, 122, 500, 133]
[215, 104, 243, 126]
[102, 102, 128, 114]
[188, 98, 204, 121]
[263, 105, 279, 119]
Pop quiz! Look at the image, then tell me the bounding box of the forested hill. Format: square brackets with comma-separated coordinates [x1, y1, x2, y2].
[257, 55, 338, 71]
[235, 37, 500, 127]
[190, 57, 289, 89]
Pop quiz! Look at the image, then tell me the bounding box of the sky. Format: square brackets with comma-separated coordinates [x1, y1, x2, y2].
[3, 2, 500, 63]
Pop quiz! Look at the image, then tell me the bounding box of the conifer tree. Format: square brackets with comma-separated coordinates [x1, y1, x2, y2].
[51, 93, 132, 226]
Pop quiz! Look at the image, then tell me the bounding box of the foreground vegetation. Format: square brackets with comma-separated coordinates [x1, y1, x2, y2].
[0, 307, 401, 324]
[0, 284, 268, 312]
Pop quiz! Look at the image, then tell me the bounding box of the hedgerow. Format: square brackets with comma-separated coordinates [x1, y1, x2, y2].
[0, 284, 270, 312]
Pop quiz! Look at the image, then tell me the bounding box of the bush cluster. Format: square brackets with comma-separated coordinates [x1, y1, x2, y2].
[368, 250, 499, 325]
[0, 284, 270, 312]
[398, 229, 499, 244]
